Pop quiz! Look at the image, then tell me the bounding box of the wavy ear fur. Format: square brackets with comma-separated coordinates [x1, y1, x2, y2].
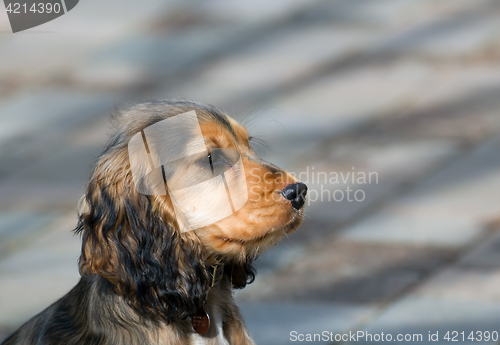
[225, 261, 256, 289]
[75, 149, 210, 323]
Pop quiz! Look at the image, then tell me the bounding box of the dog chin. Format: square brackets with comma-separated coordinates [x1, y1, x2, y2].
[255, 212, 305, 250]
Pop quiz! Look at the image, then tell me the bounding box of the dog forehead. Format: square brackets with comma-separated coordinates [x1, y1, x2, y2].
[130, 111, 207, 163]
[198, 116, 248, 147]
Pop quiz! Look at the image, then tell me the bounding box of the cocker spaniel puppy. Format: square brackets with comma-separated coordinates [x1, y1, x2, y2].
[2, 101, 307, 345]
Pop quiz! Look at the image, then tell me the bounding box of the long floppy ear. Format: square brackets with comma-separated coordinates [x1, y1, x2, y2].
[75, 149, 210, 323]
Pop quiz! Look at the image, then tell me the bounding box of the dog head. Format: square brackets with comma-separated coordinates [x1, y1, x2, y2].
[76, 100, 307, 322]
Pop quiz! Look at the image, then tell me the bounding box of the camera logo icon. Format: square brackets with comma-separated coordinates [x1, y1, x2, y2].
[127, 111, 248, 232]
[3, 0, 79, 33]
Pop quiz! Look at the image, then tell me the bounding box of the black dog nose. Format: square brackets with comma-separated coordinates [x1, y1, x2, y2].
[282, 183, 307, 210]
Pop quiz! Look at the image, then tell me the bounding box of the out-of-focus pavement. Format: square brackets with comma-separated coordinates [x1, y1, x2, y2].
[2, 0, 500, 344]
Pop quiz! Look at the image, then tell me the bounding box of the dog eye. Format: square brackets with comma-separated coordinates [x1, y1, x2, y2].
[193, 154, 212, 170]
[210, 149, 240, 175]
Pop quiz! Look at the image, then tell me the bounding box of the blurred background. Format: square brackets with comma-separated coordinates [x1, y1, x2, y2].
[2, 0, 500, 344]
